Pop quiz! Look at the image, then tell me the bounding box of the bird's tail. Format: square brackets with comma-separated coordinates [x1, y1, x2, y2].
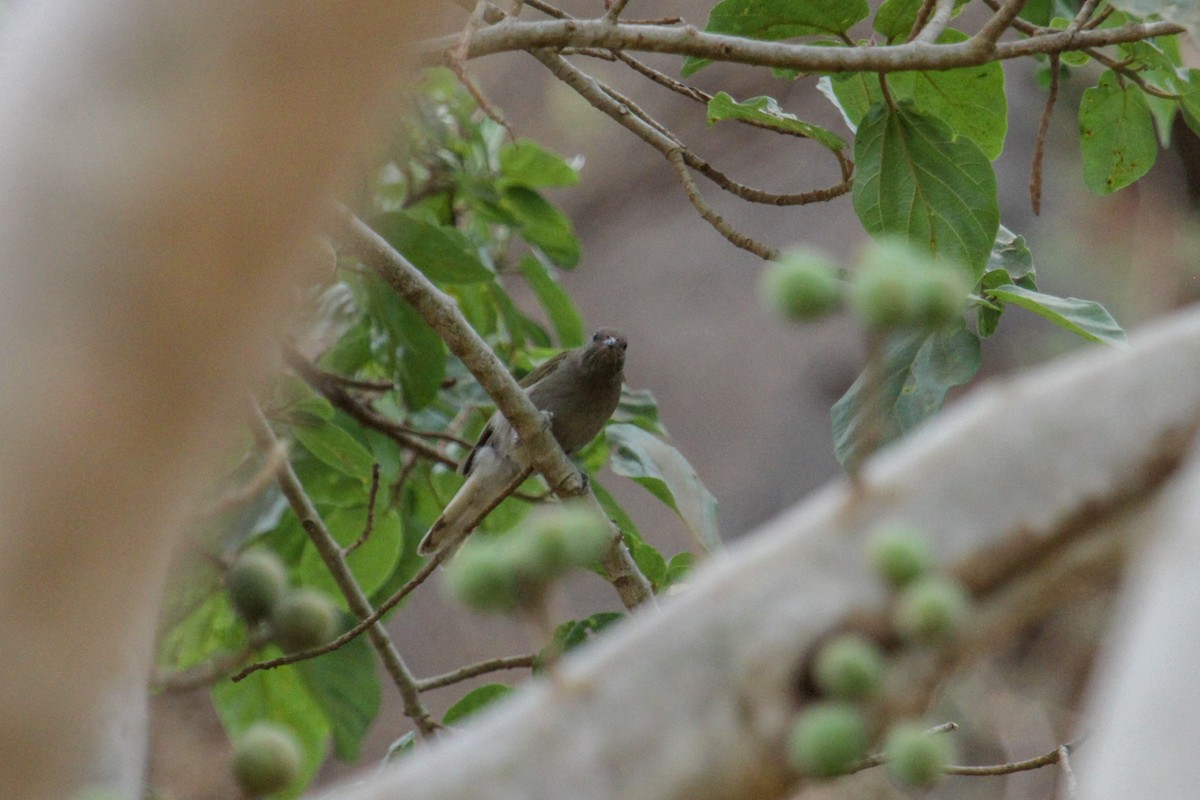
[417, 462, 532, 556]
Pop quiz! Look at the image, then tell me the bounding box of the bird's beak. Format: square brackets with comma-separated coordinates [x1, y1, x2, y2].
[602, 335, 618, 347]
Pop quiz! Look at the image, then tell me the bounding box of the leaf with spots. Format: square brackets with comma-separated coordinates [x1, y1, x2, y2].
[1079, 70, 1157, 195]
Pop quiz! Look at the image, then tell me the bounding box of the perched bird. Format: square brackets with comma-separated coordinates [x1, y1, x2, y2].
[418, 329, 627, 556]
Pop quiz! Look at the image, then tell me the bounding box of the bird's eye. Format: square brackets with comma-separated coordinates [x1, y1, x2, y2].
[619, 342, 627, 350]
[593, 332, 603, 342]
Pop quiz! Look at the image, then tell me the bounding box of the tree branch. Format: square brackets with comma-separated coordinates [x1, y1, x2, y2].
[330, 208, 656, 611]
[248, 403, 439, 738]
[320, 303, 1200, 800]
[416, 654, 538, 692]
[419, 17, 1182, 71]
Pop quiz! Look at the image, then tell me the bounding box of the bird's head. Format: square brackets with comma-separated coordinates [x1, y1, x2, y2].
[582, 328, 627, 376]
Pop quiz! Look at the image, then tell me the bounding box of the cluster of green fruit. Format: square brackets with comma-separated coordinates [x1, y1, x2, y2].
[225, 550, 340, 796]
[788, 526, 972, 789]
[760, 241, 972, 330]
[445, 504, 613, 614]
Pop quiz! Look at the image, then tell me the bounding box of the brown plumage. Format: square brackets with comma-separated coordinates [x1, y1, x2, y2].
[418, 329, 627, 556]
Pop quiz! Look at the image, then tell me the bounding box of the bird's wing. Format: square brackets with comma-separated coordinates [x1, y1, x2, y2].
[461, 421, 494, 476]
[519, 350, 568, 388]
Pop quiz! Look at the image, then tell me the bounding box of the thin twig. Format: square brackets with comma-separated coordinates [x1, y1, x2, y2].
[417, 654, 537, 692]
[345, 463, 382, 554]
[1058, 743, 1078, 798]
[321, 373, 396, 392]
[850, 722, 960, 772]
[973, 0, 1030, 47]
[247, 402, 439, 738]
[1068, 0, 1103, 33]
[913, 0, 956, 44]
[604, 0, 632, 23]
[906, 0, 938, 42]
[946, 739, 1079, 775]
[154, 629, 273, 693]
[1030, 53, 1059, 216]
[666, 149, 780, 260]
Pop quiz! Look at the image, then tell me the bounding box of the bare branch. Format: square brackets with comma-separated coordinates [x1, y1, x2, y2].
[420, 17, 1182, 71]
[1030, 54, 1059, 216]
[416, 654, 538, 692]
[666, 150, 780, 260]
[247, 402, 439, 738]
[913, 0, 956, 44]
[973, 0, 1030, 47]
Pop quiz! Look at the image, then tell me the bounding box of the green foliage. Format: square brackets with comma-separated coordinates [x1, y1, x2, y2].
[682, 0, 868, 76]
[707, 92, 846, 151]
[828, 31, 1007, 159]
[1079, 70, 1158, 195]
[443, 684, 515, 725]
[985, 284, 1128, 346]
[852, 102, 999, 277]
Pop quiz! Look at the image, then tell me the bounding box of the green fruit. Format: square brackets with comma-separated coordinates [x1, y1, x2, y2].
[232, 723, 302, 797]
[788, 703, 869, 778]
[813, 635, 885, 700]
[445, 542, 528, 614]
[850, 265, 916, 330]
[760, 251, 843, 320]
[227, 550, 287, 623]
[894, 576, 971, 644]
[883, 722, 957, 789]
[911, 267, 970, 328]
[271, 589, 337, 652]
[868, 527, 934, 589]
[525, 503, 612, 574]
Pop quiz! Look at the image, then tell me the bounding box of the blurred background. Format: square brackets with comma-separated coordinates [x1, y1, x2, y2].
[149, 2, 1200, 797]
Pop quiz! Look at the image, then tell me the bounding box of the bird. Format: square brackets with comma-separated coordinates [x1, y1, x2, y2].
[418, 329, 627, 556]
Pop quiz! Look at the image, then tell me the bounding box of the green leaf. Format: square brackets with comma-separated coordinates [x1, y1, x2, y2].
[158, 588, 244, 672]
[986, 284, 1127, 346]
[707, 92, 846, 151]
[501, 187, 581, 268]
[874, 0, 970, 39]
[831, 31, 1007, 159]
[852, 102, 1000, 278]
[612, 386, 668, 435]
[682, 0, 868, 77]
[298, 507, 404, 602]
[391, 298, 445, 411]
[520, 254, 584, 347]
[292, 420, 377, 483]
[832, 324, 981, 469]
[537, 612, 625, 670]
[212, 663, 329, 800]
[443, 684, 514, 726]
[372, 211, 492, 283]
[1079, 70, 1158, 195]
[295, 623, 380, 762]
[664, 552, 696, 588]
[1174, 69, 1200, 138]
[500, 140, 580, 187]
[606, 424, 720, 553]
[985, 225, 1035, 284]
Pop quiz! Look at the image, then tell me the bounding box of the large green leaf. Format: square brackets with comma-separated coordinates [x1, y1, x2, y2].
[212, 663, 329, 800]
[852, 102, 999, 278]
[707, 92, 846, 151]
[443, 684, 514, 726]
[832, 323, 980, 469]
[977, 225, 1037, 338]
[986, 284, 1127, 346]
[520, 254, 584, 347]
[1079, 70, 1157, 195]
[372, 211, 493, 283]
[501, 187, 581, 268]
[157, 588, 244, 672]
[591, 478, 667, 589]
[295, 628, 380, 762]
[500, 140, 579, 188]
[682, 0, 868, 77]
[292, 420, 377, 483]
[830, 31, 1007, 159]
[607, 424, 720, 553]
[298, 507, 404, 602]
[391, 298, 445, 411]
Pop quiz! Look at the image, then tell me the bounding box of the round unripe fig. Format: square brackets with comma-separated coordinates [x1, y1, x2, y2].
[271, 589, 337, 652]
[911, 267, 970, 328]
[759, 250, 843, 320]
[894, 575, 971, 644]
[227, 550, 287, 624]
[883, 722, 957, 789]
[850, 240, 928, 329]
[788, 703, 869, 778]
[868, 527, 934, 589]
[813, 634, 885, 700]
[444, 542, 526, 614]
[232, 723, 302, 797]
[523, 503, 612, 575]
